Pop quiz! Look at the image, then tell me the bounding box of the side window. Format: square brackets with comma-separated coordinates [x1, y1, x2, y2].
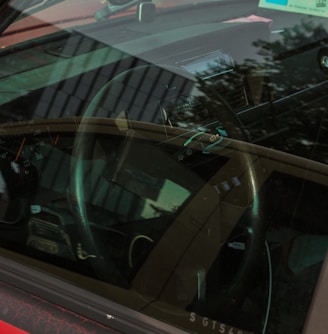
[160, 171, 328, 334]
[0, 125, 229, 290]
[1, 121, 327, 334]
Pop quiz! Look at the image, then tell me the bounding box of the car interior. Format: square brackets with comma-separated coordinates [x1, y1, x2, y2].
[0, 1, 328, 333]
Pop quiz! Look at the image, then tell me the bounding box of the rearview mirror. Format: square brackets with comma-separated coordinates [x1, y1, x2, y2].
[137, 2, 156, 22]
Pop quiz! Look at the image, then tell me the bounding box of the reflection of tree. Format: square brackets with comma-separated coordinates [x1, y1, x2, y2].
[269, 20, 327, 93]
[165, 63, 252, 140]
[166, 19, 328, 164]
[257, 19, 328, 164]
[271, 19, 327, 54]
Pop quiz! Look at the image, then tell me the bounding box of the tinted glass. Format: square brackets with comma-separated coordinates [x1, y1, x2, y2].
[0, 1, 328, 333]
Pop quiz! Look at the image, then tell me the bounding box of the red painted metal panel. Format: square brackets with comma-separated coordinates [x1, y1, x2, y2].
[0, 321, 29, 334]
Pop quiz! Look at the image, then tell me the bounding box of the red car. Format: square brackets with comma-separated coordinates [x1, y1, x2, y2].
[0, 1, 328, 333]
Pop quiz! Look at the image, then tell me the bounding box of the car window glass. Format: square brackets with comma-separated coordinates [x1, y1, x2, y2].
[0, 1, 328, 334]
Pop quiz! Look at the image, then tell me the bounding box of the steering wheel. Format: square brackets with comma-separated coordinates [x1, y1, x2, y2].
[70, 64, 264, 299]
[82, 64, 249, 139]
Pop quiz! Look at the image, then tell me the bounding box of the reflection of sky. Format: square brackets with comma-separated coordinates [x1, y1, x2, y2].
[141, 179, 190, 218]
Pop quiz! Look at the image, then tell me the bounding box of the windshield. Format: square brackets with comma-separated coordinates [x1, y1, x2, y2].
[1, 1, 328, 334]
